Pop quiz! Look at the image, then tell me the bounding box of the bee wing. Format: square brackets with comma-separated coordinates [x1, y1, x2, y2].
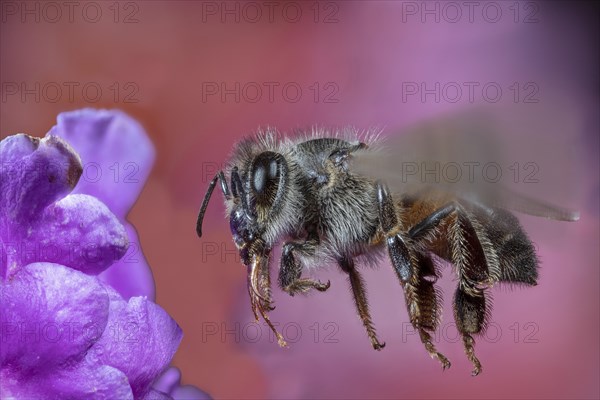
[463, 185, 580, 221]
[352, 108, 580, 221]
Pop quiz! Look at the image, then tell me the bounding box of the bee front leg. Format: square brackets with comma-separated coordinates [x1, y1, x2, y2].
[278, 233, 331, 296]
[376, 182, 451, 369]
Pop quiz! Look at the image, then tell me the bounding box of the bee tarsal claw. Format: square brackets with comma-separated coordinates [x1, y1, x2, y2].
[316, 280, 331, 291]
[372, 341, 386, 351]
[276, 334, 288, 348]
[440, 357, 452, 371]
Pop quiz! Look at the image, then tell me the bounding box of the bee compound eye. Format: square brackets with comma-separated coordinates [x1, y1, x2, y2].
[268, 159, 278, 179]
[253, 163, 266, 194]
[251, 152, 280, 195]
[249, 151, 288, 217]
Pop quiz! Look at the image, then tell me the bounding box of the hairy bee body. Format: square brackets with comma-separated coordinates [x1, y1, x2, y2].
[197, 128, 547, 375]
[226, 133, 383, 265]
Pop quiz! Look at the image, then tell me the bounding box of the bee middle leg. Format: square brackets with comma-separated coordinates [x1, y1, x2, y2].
[278, 232, 331, 296]
[338, 256, 386, 351]
[377, 182, 451, 369]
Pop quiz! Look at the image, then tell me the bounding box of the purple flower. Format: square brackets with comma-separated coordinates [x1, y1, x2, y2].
[150, 367, 211, 400]
[0, 110, 208, 399]
[48, 109, 156, 300]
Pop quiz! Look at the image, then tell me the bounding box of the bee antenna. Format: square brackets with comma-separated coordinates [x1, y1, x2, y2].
[196, 171, 230, 238]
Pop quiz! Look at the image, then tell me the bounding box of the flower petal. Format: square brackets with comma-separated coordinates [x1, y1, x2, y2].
[1, 237, 9, 283]
[0, 135, 82, 236]
[152, 366, 181, 395]
[0, 133, 38, 164]
[143, 389, 174, 400]
[1, 363, 133, 400]
[99, 223, 156, 300]
[23, 194, 128, 275]
[171, 385, 211, 400]
[90, 292, 182, 398]
[49, 363, 134, 399]
[48, 109, 155, 219]
[151, 366, 212, 400]
[0, 262, 110, 371]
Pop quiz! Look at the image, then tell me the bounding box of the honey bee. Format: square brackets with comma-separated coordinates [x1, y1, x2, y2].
[196, 126, 578, 376]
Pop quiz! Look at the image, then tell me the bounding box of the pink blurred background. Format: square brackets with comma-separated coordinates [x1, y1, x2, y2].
[1, 1, 598, 399]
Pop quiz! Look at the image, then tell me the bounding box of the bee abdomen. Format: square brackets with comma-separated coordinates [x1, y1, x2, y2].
[484, 209, 539, 286]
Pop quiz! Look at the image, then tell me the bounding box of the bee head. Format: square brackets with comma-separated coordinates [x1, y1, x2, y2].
[228, 151, 288, 263]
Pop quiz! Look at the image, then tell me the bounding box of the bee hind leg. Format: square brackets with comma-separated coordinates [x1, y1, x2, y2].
[278, 234, 331, 296]
[338, 256, 386, 351]
[377, 182, 451, 369]
[407, 199, 490, 376]
[454, 284, 487, 376]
